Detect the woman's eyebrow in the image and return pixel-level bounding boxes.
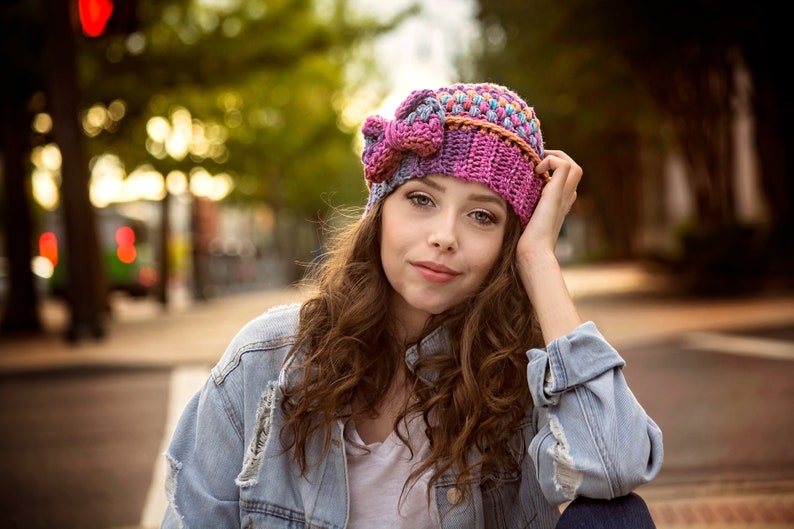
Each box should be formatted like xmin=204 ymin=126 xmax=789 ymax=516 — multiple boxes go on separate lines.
xmin=469 ymin=193 xmax=507 ymax=211
xmin=418 ymin=177 xmax=445 ymax=192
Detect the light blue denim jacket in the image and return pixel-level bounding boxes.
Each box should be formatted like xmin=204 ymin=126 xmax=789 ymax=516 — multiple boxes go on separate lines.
xmin=162 ymin=302 xmax=663 ymax=529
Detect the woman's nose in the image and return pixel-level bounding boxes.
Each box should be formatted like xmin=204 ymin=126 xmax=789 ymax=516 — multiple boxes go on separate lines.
xmin=428 ymin=217 xmax=458 ymax=252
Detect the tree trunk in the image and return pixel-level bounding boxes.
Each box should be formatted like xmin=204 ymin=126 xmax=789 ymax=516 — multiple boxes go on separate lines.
xmin=42 ymin=0 xmax=109 ymax=342
xmin=741 ymin=10 xmax=794 ymax=279
xmin=747 ymin=55 xmax=793 ymax=234
xmin=0 ymin=101 xmax=41 ymax=334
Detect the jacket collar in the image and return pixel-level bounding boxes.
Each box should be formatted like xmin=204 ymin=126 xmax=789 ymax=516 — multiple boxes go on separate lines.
xmin=404 ymin=323 xmax=450 ymax=385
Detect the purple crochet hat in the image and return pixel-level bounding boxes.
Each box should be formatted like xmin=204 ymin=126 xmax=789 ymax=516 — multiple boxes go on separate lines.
xmin=361 ymin=82 xmax=549 ymax=227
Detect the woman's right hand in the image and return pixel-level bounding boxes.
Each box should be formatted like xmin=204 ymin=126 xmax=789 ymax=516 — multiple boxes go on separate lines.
xmin=515 ymin=149 xmax=583 ymax=343
xmin=517 ymin=149 xmax=582 ymax=261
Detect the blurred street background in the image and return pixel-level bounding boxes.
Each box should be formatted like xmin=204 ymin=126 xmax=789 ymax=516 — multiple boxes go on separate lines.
xmin=2 ymin=0 xmax=794 ymax=528
xmin=1 ymin=264 xmax=794 ymax=529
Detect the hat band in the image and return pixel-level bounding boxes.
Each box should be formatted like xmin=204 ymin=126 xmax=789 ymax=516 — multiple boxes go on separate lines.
xmin=445 ymin=116 xmax=545 ymax=168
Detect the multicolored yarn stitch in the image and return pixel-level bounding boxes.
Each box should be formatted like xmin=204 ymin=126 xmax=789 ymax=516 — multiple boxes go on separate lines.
xmin=361 ymin=83 xmax=549 ymax=227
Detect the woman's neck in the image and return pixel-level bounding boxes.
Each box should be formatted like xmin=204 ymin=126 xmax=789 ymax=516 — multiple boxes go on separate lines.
xmin=354 ymin=369 xmax=413 ymax=445
xmin=390 ymin=294 xmax=431 ymax=345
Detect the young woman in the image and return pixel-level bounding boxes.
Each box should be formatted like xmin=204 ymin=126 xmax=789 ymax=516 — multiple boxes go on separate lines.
xmin=161 ymin=83 xmax=663 ymax=529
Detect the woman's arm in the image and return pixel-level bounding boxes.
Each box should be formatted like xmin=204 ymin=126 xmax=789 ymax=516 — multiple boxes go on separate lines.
xmin=516 ymin=149 xmax=583 ymax=345
xmin=524 ymin=322 xmax=664 ymax=504
xmin=161 ymin=378 xmax=244 ymax=529
xmin=517 ymin=151 xmax=663 ymax=504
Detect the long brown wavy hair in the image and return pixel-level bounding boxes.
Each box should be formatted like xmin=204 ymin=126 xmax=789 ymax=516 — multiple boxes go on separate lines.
xmin=280 ymin=198 xmax=544 ymax=501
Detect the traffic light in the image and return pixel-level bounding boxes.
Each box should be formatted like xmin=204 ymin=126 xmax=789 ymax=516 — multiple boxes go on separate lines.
xmin=76 ymin=0 xmax=138 ymax=38
xmin=39 ymin=232 xmax=59 ymax=267
xmin=115 ymin=225 xmax=137 ymax=264
xmin=78 ymin=0 xmax=114 ymax=37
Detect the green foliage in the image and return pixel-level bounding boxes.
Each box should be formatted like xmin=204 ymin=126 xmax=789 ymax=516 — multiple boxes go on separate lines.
xmin=76 ymin=0 xmax=394 ymax=220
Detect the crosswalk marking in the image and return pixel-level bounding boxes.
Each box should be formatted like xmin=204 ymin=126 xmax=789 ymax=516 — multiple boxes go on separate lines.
xmin=140 ymin=365 xmax=210 ymax=529
xmin=682 ymin=331 xmax=794 ymax=361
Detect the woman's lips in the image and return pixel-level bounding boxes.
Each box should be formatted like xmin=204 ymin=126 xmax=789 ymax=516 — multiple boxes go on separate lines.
xmin=412 ymin=261 xmax=461 ymax=283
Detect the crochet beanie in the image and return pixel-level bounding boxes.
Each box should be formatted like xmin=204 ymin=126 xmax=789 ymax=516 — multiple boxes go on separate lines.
xmin=361 ymin=82 xmax=548 ymax=227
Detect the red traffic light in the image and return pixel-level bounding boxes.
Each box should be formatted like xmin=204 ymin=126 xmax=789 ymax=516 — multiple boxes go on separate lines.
xmin=78 ymin=0 xmax=114 ymax=37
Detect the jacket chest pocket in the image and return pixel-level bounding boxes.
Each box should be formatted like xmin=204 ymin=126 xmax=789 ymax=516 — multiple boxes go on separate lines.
xmin=481 ymin=466 xmax=538 ymax=529
xmin=239 ymin=505 xmax=314 ymax=529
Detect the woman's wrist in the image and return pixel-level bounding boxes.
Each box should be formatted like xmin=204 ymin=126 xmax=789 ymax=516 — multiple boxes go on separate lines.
xmin=516 ymin=247 xmax=559 ymax=291
xmin=517 ymin=250 xmax=582 ymax=344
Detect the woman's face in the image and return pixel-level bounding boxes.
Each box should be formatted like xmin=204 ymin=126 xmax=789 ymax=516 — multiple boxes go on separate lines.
xmin=380 ymin=174 xmax=508 ymax=337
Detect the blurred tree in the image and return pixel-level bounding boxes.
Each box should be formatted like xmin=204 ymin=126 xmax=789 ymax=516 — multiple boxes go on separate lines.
xmin=736 ymin=2 xmax=794 ymax=278
xmin=1 ymin=0 xmax=140 ymax=340
xmin=78 ymin=0 xmax=409 ymax=284
xmin=472 ymin=0 xmax=793 ymax=277
xmin=471 ymin=0 xmax=660 ymax=259
xmin=0 ymin=1 xmax=44 ymax=335
xmin=42 ymin=0 xmax=110 ymax=341
xmin=1 ymin=0 xmax=411 ymax=339
xmin=575 ymin=0 xmax=792 ymax=289
xmin=579 ymin=2 xmax=739 ymax=228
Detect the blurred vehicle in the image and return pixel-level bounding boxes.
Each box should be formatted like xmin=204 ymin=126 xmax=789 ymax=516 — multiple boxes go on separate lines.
xmin=37 ymin=208 xmax=158 ymax=298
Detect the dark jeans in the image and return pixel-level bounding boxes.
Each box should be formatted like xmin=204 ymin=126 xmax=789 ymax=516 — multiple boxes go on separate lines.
xmin=556 ymin=493 xmax=656 ymax=529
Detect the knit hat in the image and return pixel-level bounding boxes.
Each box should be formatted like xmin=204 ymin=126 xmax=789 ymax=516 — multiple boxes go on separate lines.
xmin=361 ymin=82 xmax=549 ymax=227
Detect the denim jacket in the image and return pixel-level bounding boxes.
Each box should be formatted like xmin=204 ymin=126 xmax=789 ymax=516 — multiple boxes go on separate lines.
xmin=162 ymin=302 xmax=663 ymax=529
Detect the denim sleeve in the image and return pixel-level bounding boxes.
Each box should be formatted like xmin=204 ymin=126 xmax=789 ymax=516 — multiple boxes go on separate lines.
xmin=525 ymin=321 xmax=664 ymax=505
xmin=161 ymin=377 xmax=244 ymax=529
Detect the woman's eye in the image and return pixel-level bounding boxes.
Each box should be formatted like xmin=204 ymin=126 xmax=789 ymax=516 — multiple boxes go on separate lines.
xmin=471 ymin=210 xmax=495 ymax=224
xmin=408 ymin=193 xmax=433 ymax=207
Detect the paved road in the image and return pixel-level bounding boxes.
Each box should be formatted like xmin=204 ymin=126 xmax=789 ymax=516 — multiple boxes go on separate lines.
xmin=624 ymin=330 xmax=794 ymax=486
xmin=1 ymin=263 xmax=793 ymax=528
xmin=0 ymin=366 xmax=170 ymax=529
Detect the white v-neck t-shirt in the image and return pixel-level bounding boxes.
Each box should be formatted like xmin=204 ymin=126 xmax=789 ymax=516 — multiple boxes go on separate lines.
xmin=345 ymin=416 xmax=440 ymax=528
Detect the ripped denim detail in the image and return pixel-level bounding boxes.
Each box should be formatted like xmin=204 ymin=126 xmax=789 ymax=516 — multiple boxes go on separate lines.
xmin=236 ymin=382 xmax=277 ymax=488
xmin=547 ymin=413 xmax=583 ymax=499
xmin=164 ymin=453 xmax=185 ymax=528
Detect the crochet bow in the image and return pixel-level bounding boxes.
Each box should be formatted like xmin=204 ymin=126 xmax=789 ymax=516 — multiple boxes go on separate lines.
xmin=361 ymin=89 xmax=446 ymax=185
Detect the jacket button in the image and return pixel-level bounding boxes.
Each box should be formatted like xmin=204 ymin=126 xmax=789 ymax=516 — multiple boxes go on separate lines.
xmin=446 ymin=487 xmax=463 ymax=505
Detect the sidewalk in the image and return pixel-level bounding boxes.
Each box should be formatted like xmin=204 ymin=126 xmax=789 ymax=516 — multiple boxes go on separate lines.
xmin=0 ymin=284 xmax=309 ymax=373
xmin=2 ymin=262 xmax=794 ymax=527
xmin=3 ymin=262 xmax=794 ymax=372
